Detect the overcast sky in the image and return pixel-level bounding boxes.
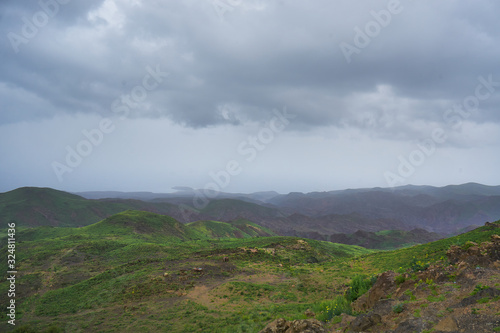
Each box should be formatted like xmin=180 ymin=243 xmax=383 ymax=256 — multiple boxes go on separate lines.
xmin=1 ymin=0 xmax=499 ymax=194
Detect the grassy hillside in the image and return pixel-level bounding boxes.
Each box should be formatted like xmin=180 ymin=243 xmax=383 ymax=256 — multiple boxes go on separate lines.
xmin=0 ymin=212 xmax=498 ymax=332
xmin=357 ymin=220 xmax=500 ymax=274
xmin=83 ymin=210 xmax=209 ymax=243
xmin=0 ymin=187 xmax=146 ymax=228
xmin=0 ymin=188 xmax=285 ymax=231
xmin=0 ymin=211 xmax=371 ymax=332
xmin=329 ymin=228 xmax=442 ymax=250
xmin=187 ymin=219 xmax=277 ymax=239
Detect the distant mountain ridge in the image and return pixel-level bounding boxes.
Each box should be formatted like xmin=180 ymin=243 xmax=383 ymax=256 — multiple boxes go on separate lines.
xmin=2 ymin=183 xmax=500 ymax=237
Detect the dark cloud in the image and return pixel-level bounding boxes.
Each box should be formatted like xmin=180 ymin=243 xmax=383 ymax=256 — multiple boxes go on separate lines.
xmin=1 ymin=0 xmax=499 ymax=136
xmin=0 ymin=0 xmax=499 ymax=193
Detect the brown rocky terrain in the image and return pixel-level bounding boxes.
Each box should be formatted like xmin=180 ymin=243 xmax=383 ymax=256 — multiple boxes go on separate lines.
xmin=260 ymin=318 xmax=329 ymax=333
xmin=333 ymin=234 xmax=500 ymax=332
xmin=260 ymin=233 xmax=500 ymax=333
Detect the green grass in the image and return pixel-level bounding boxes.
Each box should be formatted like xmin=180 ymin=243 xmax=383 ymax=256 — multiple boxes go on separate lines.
xmin=0 ymin=214 xmax=498 ymax=332
xmin=359 ymin=221 xmax=500 ymax=274
xmin=187 ymin=219 xmax=277 ymax=239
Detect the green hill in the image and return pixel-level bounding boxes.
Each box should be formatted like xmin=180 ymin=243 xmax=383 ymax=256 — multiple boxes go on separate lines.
xmin=358 ymin=220 xmax=500 ymax=273
xmin=0 ymin=211 xmax=498 ymax=332
xmin=0 ymin=210 xmax=373 ymax=332
xmin=0 ymin=187 xmax=137 ymax=228
xmin=0 ymin=188 xmax=285 ymax=232
xmin=0 ymin=187 xmax=185 ymax=229
xmin=83 ymin=210 xmax=209 ymax=242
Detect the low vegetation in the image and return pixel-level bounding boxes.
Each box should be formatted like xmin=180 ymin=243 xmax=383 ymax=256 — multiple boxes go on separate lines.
xmin=0 ymin=211 xmax=498 ymax=332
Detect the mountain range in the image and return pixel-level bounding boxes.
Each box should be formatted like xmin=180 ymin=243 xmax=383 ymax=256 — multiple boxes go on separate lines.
xmin=2 ymin=183 xmax=500 ymax=242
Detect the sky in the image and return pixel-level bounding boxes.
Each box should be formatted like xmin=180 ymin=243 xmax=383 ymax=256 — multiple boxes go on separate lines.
xmin=1 ymin=0 xmax=499 ymax=194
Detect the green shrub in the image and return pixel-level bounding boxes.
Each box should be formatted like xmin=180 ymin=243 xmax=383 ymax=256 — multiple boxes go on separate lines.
xmin=314 ymin=296 xmax=352 ymax=321
xmin=471 ymin=284 xmax=489 ymax=296
xmin=395 ymin=274 xmax=406 ymax=284
xmin=345 ymin=274 xmax=376 ymax=303
xmin=404 ymin=289 xmax=417 ymax=301
xmin=427 ymin=295 xmax=445 ymax=302
xmin=409 ymin=257 xmax=430 ymax=272
xmin=392 ymin=303 xmax=405 ymax=314
xmin=462 ymin=241 xmax=477 ymax=251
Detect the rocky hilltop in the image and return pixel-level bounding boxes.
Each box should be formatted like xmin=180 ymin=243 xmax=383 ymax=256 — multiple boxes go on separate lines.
xmin=260 ymin=228 xmax=500 ymax=333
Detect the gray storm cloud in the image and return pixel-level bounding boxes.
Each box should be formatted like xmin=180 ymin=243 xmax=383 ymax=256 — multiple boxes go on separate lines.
xmin=0 ymin=0 xmax=499 ymax=193
xmin=1 ymin=0 xmax=499 ymax=134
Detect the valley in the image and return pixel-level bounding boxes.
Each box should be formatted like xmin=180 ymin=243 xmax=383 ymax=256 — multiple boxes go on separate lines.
xmin=0 ymin=184 xmax=499 ymax=332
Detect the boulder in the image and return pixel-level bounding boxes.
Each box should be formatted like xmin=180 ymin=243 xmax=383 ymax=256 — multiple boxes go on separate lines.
xmin=304 ymin=309 xmax=316 ymax=318
xmin=259 ymin=318 xmax=289 ymax=333
xmin=340 ymin=314 xmax=356 ymax=328
xmin=259 ymin=318 xmax=327 ymax=333
xmin=393 ymin=318 xmax=428 ymax=333
xmin=370 ymin=299 xmax=394 ymax=316
xmin=484 ymin=222 xmax=500 ymax=229
xmin=352 ymin=271 xmax=396 ymax=313
xmin=434 ymin=316 xmax=459 ymax=332
xmin=288 ymin=319 xmax=328 ymax=333
xmin=349 ymin=313 xmax=381 ymax=332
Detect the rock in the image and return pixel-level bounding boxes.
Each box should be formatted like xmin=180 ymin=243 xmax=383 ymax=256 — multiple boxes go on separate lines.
xmin=393 ymin=318 xmax=427 ymax=333
xmin=485 ymin=222 xmax=500 ymax=229
xmin=467 ymin=246 xmax=481 ymax=256
xmin=371 ymin=299 xmax=394 ymax=316
xmin=447 ymin=235 xmax=500 ymax=267
xmin=259 ymin=318 xmax=327 ymax=333
xmin=349 ymin=313 xmax=381 ymax=332
xmin=454 ymin=287 xmax=500 ymax=307
xmin=434 ymin=316 xmax=458 ymax=332
xmin=289 ymin=319 xmax=328 ymax=333
xmin=340 ymin=314 xmax=356 ymax=327
xmin=304 ymin=309 xmax=315 ymax=318
xmin=352 ymin=271 xmax=396 ymax=313
xmin=260 ymin=318 xmax=289 ymax=333
xmin=447 ymin=245 xmax=466 ymax=264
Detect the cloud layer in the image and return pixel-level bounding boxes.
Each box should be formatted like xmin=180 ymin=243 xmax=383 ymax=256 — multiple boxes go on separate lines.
xmin=1 ymin=0 xmax=499 ymax=192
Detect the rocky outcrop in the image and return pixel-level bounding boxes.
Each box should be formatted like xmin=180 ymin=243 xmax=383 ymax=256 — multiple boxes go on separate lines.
xmin=349 ymin=313 xmax=381 ymax=331
xmin=259 ymin=318 xmax=328 ymax=333
xmin=351 ymin=271 xmax=396 ymax=313
xmin=333 ymin=233 xmax=500 ymax=333
xmin=446 ymin=234 xmax=500 ymax=267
